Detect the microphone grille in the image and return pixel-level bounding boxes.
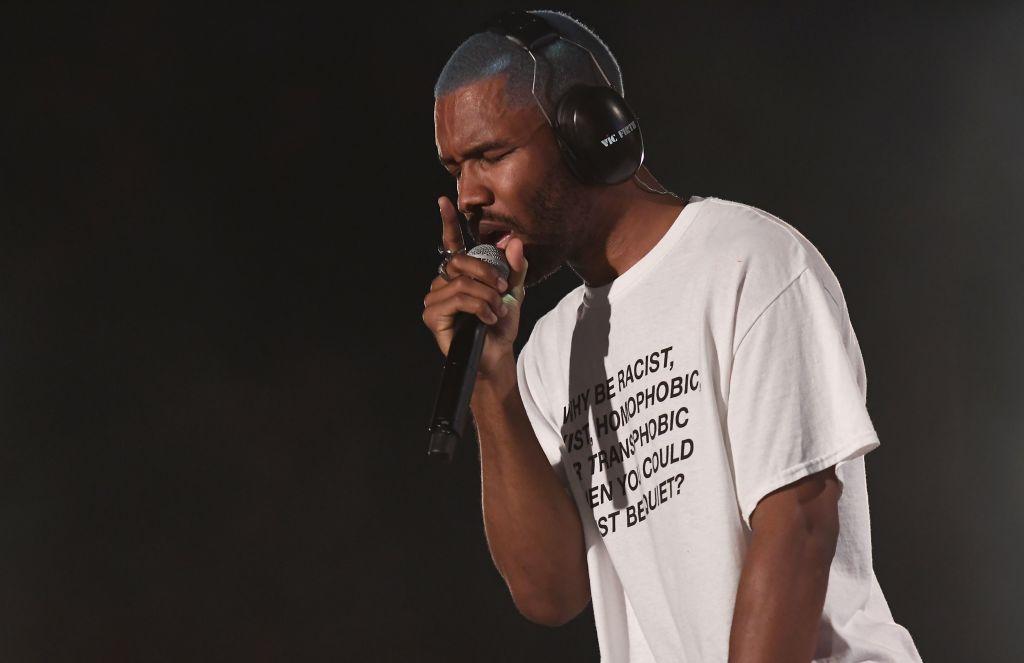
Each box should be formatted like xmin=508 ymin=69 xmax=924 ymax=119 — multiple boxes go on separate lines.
xmin=467 ymin=244 xmax=510 ymax=282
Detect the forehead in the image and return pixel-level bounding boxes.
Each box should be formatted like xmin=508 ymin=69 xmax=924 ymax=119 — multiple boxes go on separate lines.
xmin=434 ymin=75 xmax=543 ymax=158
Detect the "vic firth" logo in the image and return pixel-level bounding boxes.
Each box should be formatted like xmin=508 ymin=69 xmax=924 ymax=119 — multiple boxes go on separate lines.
xmin=600 ymin=120 xmax=638 ymax=147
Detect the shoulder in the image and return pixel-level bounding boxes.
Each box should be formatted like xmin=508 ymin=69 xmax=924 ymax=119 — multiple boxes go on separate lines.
xmin=697 ymin=196 xmax=819 ymax=270
xmin=696 ymin=196 xmax=850 ymax=339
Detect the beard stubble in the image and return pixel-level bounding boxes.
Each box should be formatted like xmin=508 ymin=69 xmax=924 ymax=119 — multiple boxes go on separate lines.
xmin=518 ymin=160 xmax=595 ymax=287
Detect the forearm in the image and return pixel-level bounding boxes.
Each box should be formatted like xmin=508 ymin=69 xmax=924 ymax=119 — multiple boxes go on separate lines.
xmin=727 ymin=521 xmax=835 ymax=662
xmin=471 ymin=352 xmax=590 ymax=626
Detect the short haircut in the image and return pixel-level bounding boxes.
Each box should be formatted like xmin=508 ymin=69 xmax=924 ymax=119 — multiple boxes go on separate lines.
xmin=433 ymin=9 xmax=625 ymax=117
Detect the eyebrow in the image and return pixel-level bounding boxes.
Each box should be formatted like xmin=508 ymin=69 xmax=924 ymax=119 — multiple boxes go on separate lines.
xmin=438 ymin=140 xmax=510 ymax=168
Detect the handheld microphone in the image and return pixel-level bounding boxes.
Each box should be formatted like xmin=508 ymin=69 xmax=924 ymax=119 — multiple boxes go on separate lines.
xmin=427 ymin=244 xmax=511 ymax=463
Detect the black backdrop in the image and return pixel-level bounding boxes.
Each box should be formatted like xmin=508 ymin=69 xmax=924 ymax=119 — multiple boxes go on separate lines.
xmin=4 ymin=2 xmax=1021 ymax=661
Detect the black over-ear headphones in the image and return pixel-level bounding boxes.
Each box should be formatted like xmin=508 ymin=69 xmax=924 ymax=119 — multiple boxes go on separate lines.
xmin=481 ymin=10 xmax=648 ymax=187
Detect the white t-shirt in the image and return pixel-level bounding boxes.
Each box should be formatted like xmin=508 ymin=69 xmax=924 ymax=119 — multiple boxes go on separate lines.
xmin=515 ymin=196 xmax=922 ymax=662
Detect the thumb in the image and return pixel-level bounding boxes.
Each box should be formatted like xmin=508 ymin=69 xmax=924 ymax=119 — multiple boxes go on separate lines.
xmin=502 ymin=236 xmax=529 ymax=306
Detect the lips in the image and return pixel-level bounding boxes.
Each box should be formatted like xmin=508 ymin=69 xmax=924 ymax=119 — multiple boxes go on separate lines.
xmin=477 ymin=220 xmax=514 ymax=247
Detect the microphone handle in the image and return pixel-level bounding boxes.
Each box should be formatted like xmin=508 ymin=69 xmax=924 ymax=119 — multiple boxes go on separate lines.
xmin=427 ymin=312 xmax=489 ymax=462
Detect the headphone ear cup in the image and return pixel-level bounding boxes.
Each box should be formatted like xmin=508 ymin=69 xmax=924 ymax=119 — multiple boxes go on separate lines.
xmin=553 ymin=132 xmax=590 ymax=184
xmin=554 ymin=84 xmax=645 ymax=185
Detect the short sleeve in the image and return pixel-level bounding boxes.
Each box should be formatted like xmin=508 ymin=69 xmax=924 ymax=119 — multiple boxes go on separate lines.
xmin=726 ymin=267 xmax=880 ymax=529
xmin=516 ymin=335 xmax=572 ymax=493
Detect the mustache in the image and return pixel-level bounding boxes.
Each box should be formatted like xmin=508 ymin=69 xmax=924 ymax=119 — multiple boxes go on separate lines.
xmin=472 ymin=212 xmax=518 ymax=228
xmin=482 ymin=212 xmax=517 ymax=227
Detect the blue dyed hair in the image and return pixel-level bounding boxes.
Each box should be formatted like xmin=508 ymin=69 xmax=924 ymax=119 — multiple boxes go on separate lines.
xmin=433 ymin=10 xmax=625 ymax=116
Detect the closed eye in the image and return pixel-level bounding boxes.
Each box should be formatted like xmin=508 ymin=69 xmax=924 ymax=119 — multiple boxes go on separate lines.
xmin=484 ymin=149 xmax=514 ymax=164
xmin=447 ymin=149 xmax=515 ymax=179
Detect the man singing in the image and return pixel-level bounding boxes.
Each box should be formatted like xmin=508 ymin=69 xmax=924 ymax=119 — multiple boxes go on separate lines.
xmin=422 ymin=9 xmax=922 ymax=662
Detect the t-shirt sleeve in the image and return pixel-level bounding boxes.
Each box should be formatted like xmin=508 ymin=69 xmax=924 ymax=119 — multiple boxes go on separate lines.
xmin=726 ymin=267 xmax=880 ymax=529
xmin=516 ymin=335 xmax=573 ymax=493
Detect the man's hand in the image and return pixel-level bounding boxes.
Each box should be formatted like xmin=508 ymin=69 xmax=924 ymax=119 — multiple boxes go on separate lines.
xmin=422 ymin=196 xmax=528 ymax=380
xmin=421 ymin=198 xmax=587 ymax=626
xmin=728 ymin=466 xmax=842 ymax=663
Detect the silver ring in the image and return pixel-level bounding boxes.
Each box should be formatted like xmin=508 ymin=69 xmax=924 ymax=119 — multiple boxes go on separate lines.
xmin=437 ymin=243 xmax=468 ymax=254
xmin=436 ymin=246 xmax=465 ymax=282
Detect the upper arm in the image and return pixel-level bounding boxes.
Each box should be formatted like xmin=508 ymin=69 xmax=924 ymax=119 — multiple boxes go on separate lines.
xmin=749 ymin=466 xmax=842 ymax=543
xmin=726 ymin=267 xmax=880 ymax=530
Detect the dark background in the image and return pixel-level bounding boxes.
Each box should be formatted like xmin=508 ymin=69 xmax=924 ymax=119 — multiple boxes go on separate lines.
xmin=3 ymin=2 xmax=1020 ymax=661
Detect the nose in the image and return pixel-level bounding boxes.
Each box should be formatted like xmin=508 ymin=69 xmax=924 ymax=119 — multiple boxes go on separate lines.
xmin=456 ymin=162 xmax=493 ymax=221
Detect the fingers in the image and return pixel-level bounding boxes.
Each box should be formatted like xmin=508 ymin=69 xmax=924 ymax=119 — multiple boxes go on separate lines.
xmin=438 ymin=196 xmax=465 ymax=253
xmin=424 ymin=274 xmax=508 ymax=324
xmin=452 ymin=252 xmax=508 ymax=291
xmin=502 ymin=236 xmax=529 ymax=304
xmin=430 ymin=251 xmax=508 ymax=293
xmin=422 ymin=292 xmax=500 ymax=326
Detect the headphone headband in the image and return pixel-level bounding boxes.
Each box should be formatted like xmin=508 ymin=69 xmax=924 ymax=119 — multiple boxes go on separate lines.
xmin=479 ymin=10 xmax=643 ymax=186
xmin=482 ymin=11 xmax=559 ymax=52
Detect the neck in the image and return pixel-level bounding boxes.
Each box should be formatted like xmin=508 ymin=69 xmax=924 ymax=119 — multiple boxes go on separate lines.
xmin=568 ymin=169 xmax=686 ymax=288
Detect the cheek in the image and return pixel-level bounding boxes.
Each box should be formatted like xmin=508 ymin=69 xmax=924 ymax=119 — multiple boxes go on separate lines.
xmin=488 ymin=159 xmax=543 ymax=222
xmin=496 ymin=156 xmax=542 ymax=194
